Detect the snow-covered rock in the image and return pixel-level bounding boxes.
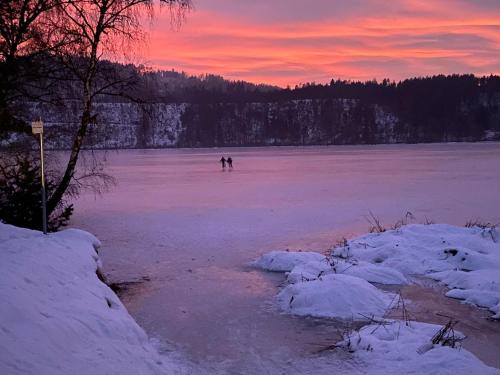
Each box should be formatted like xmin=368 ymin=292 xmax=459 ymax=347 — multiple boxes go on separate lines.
xmin=0 ymin=223 xmax=188 ymax=375
xmin=332 ymin=224 xmax=500 ymax=274
xmin=256 ymin=224 xmax=500 ymax=323
xmin=332 ymin=224 xmax=500 ymax=318
xmin=286 ymin=260 xmax=332 ymax=283
xmin=337 ymin=261 xmax=409 ymax=285
xmin=286 ymin=260 xmax=408 ymax=285
xmin=277 ymin=274 xmax=394 ymax=319
xmin=252 ymin=250 xmax=326 ymax=272
xmin=338 ymin=320 xmax=500 ymax=375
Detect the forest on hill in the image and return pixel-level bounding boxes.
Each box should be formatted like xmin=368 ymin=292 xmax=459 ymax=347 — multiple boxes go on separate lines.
xmin=4 ymin=62 xmax=500 ymax=148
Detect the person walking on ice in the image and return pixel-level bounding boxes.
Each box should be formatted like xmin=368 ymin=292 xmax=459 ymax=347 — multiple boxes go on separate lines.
xmin=220 ymin=156 xmax=226 ymax=169
xmin=227 ymin=157 xmax=233 ymax=168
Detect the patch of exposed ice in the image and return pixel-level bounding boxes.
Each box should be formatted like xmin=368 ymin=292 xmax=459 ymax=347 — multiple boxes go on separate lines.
xmin=429 ymin=269 xmax=500 ymax=319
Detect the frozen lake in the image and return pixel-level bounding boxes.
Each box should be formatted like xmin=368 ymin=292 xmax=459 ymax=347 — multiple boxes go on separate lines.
xmin=71 ymin=143 xmax=500 ymax=373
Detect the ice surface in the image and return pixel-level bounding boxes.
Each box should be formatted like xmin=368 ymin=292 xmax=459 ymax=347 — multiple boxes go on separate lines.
xmin=430 ymin=269 xmax=500 ymax=318
xmin=68 ymin=143 xmax=500 ymax=373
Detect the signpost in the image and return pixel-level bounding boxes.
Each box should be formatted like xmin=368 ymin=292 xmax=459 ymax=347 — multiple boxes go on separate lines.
xmin=31 ymin=118 xmax=47 ymax=234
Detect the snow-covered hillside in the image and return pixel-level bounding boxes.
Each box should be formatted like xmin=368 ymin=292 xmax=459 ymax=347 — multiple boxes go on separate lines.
xmin=17 ymin=99 xmax=407 ymax=149
xmin=4 ymin=97 xmax=495 ymax=149
xmin=25 ymin=102 xmax=187 ymax=149
xmin=0 ymin=224 xmax=190 ymax=375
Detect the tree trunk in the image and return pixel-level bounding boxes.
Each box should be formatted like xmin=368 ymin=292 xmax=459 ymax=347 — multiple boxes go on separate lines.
xmin=46 ymin=93 xmax=92 ymax=214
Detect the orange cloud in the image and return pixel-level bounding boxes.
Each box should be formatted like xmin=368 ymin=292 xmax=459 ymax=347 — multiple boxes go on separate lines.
xmin=142 ymin=1 xmax=500 ymax=86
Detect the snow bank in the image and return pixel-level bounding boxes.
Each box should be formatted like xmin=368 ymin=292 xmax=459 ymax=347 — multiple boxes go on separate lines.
xmin=332 ymin=224 xmax=500 ymax=274
xmin=256 ymin=226 xmax=500 ymax=320
xmin=286 ymin=260 xmax=408 ymax=285
xmin=253 ymin=225 xmax=500 ymax=372
xmin=0 ymin=223 xmax=187 ymax=375
xmin=338 ymin=320 xmax=500 ymax=375
xmin=337 ymin=261 xmax=409 ymax=285
xmin=252 ymin=250 xmax=326 ymax=272
xmin=278 ymin=274 xmax=394 ymax=319
xmin=286 ymin=260 xmax=332 ymax=283
xmin=332 ymin=224 xmax=500 ymax=318
xmin=254 ymin=250 xmax=405 ymax=320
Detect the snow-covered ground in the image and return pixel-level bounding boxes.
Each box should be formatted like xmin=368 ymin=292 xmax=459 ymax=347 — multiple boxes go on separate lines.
xmin=0 ymin=223 xmax=192 ymax=375
xmin=254 ymin=224 xmax=500 ymax=374
xmin=336 ymin=320 xmax=499 ymax=375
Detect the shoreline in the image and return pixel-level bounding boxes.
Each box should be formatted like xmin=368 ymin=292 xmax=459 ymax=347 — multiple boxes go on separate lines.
xmin=2 ymin=221 xmax=500 ymax=374
xmin=2 ymin=139 xmax=500 ymax=153
xmin=0 ymin=223 xmax=195 ymax=375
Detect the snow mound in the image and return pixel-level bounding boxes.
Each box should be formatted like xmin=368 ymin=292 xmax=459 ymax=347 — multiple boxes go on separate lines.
xmin=0 ymin=223 xmax=188 ymax=375
xmin=277 ymin=274 xmax=394 ymax=319
xmin=332 ymin=224 xmax=500 ymax=318
xmin=286 ymin=260 xmax=332 ymax=283
xmin=339 ymin=320 xmax=500 ymax=375
xmin=332 ymin=224 xmax=500 ymax=274
xmin=286 ymin=260 xmax=408 ymax=285
xmin=253 ymin=250 xmax=326 ymax=272
xmin=333 ymin=260 xmax=408 ymax=285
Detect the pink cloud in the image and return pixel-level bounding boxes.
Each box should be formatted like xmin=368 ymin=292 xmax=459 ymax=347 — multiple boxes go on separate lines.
xmin=142 ymin=1 xmax=500 ymax=86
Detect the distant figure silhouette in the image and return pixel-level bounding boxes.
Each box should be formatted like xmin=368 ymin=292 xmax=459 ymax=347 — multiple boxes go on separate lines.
xmin=220 ymin=157 xmax=226 ymax=169
xmin=227 ymin=157 xmax=233 ymax=168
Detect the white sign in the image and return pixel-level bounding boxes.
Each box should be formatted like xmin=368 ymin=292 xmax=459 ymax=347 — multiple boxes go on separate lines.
xmin=31 ymin=119 xmax=44 ymax=134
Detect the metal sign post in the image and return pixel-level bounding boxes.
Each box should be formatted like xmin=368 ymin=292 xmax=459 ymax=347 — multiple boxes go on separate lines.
xmin=31 ymin=118 xmax=47 ymax=234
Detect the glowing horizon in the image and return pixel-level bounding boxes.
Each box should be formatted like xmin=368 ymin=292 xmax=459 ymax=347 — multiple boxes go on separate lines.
xmin=143 ymin=0 xmax=500 ymax=87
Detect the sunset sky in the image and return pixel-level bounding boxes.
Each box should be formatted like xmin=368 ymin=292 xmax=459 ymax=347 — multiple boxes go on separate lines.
xmin=146 ymin=0 xmax=500 ymax=87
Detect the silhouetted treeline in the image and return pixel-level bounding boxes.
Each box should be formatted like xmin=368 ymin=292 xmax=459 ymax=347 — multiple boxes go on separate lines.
xmin=9 ymin=60 xmax=500 ymax=146
xmin=129 ymin=69 xmax=500 ymax=144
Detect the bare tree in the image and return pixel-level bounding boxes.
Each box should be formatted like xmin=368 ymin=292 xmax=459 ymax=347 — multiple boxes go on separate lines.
xmin=46 ymin=0 xmax=192 ymax=215
xmin=0 ymin=0 xmax=63 ymax=131
xmin=1 ymin=0 xmax=192 ymax=227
